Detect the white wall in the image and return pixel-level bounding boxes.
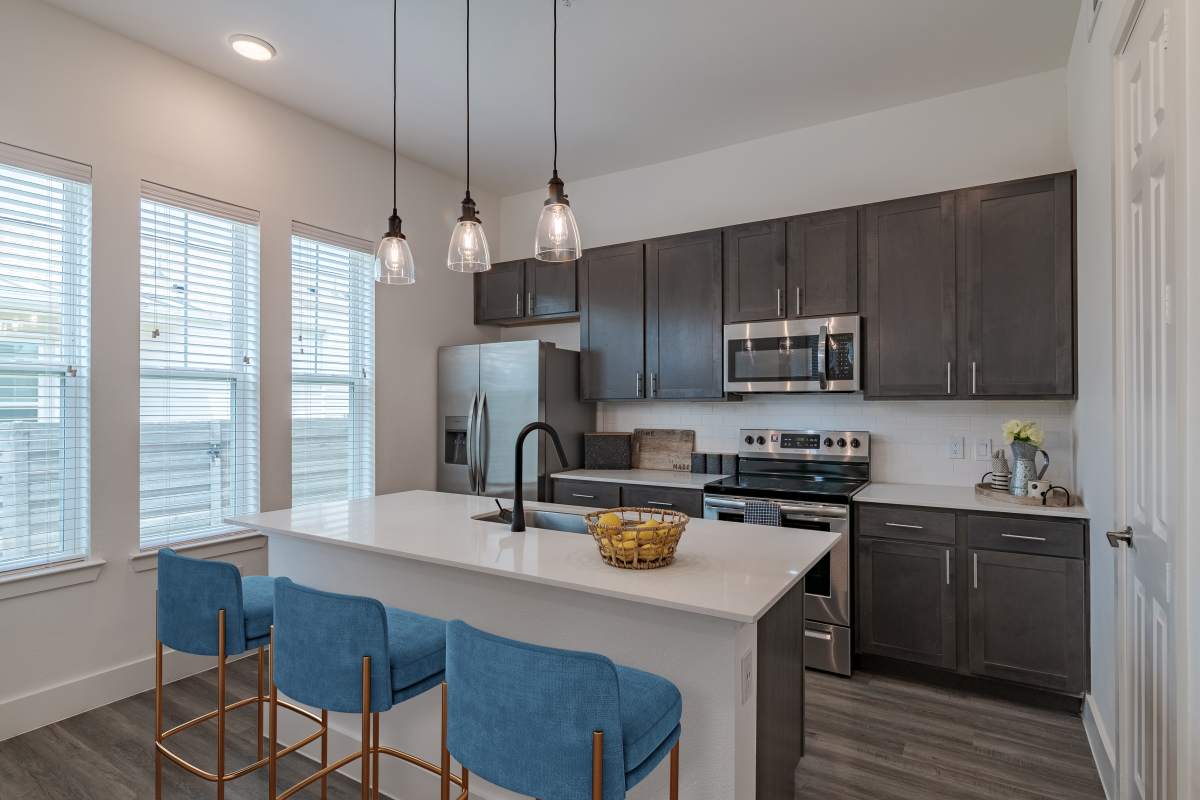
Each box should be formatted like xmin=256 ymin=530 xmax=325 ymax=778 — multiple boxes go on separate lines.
xmin=0 ymin=0 xmax=496 ymax=739
xmin=498 ymin=68 xmax=1076 ymax=490
xmin=1065 ymin=2 xmax=1120 ymax=793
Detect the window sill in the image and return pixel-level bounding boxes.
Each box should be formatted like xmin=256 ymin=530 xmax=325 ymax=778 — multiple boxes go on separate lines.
xmin=130 ymin=531 xmax=267 ymax=573
xmin=0 ymin=558 xmax=107 ymax=601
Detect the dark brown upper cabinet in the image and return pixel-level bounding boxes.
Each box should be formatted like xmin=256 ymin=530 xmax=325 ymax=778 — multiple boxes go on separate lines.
xmin=646 ymin=231 xmax=723 ymax=400
xmin=958 ymin=174 xmax=1074 ymax=398
xmin=526 ymin=258 xmax=578 ymax=318
xmin=579 ymin=243 xmax=646 ymax=401
xmin=862 ymin=192 xmax=958 ymax=398
xmin=474 ymin=258 xmax=577 ymax=325
xmin=723 ymin=220 xmax=787 ymax=322
xmin=786 ymin=208 xmax=858 ymax=318
xmin=474 ymin=260 xmax=526 ymax=323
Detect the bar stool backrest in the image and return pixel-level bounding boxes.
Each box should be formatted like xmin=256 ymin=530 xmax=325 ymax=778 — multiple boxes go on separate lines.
xmin=273 ymin=577 xmax=394 ymax=713
xmin=445 ymin=620 xmax=626 ymax=800
xmin=156 ymin=548 xmax=249 ymax=657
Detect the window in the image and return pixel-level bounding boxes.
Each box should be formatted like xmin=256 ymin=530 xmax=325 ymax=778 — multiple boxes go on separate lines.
xmin=291 ymin=223 xmax=374 ymax=505
xmin=0 ymin=142 xmax=90 ymax=572
xmin=139 ymin=183 xmax=259 ymax=548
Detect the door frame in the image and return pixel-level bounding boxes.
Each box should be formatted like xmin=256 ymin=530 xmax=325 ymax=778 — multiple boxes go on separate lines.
xmin=1109 ymin=0 xmax=1195 ymax=796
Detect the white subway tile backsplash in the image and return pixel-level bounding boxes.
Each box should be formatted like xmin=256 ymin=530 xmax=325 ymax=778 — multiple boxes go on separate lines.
xmin=596 ymin=396 xmax=1075 ymax=489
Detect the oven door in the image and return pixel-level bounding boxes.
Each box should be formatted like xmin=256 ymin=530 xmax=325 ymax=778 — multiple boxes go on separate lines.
xmin=703 ymin=495 xmax=850 ymax=628
xmin=723 ymin=315 xmax=860 ymax=393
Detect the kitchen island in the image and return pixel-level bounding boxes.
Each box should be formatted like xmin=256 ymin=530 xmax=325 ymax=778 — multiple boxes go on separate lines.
xmin=229 ymin=490 xmax=838 ymax=800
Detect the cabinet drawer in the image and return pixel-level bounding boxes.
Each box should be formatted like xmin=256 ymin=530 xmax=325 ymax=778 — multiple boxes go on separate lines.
xmin=967 ymin=514 xmax=1085 ymax=559
xmin=620 ymin=484 xmax=704 ymax=517
xmin=553 ymin=479 xmax=621 ymax=508
xmin=856 ymin=505 xmax=956 ymax=545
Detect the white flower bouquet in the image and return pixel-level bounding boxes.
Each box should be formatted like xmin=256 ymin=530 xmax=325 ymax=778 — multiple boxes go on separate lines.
xmin=1001 ymin=419 xmax=1045 ymax=448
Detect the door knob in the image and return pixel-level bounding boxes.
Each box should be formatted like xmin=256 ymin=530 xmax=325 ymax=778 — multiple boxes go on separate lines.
xmin=1106 ymin=526 xmax=1133 ymax=548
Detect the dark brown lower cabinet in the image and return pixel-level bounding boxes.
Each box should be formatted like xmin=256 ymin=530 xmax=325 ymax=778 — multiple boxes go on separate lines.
xmin=551 ymin=479 xmax=703 ymax=517
xmin=857 ymin=537 xmax=956 ymax=669
xmin=968 ymin=549 xmax=1087 ymax=694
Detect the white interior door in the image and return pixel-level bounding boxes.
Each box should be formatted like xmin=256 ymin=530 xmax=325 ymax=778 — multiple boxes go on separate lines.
xmin=1113 ymin=0 xmax=1183 ymax=797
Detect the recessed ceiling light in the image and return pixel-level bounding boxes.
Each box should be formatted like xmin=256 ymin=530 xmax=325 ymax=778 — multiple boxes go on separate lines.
xmin=228 ymin=34 xmax=276 ymax=62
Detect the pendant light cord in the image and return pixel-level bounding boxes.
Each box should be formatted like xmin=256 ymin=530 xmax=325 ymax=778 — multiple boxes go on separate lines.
xmin=392 ymin=0 xmax=398 ymax=212
xmin=552 ymin=0 xmax=558 ymax=176
xmin=466 ymin=0 xmax=471 ymax=195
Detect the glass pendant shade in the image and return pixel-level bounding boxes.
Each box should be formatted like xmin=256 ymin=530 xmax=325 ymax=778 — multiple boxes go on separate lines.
xmin=376 ymin=212 xmax=415 ymax=285
xmin=447 ymin=218 xmax=491 ymax=273
xmin=534 ymin=199 xmax=581 ymax=262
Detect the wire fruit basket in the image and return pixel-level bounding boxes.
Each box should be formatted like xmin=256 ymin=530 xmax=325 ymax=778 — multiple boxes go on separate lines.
xmin=583 ymin=507 xmax=688 ymax=570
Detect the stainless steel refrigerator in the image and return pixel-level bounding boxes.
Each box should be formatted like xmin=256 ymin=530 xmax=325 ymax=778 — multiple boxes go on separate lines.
xmin=437 ymin=340 xmax=592 ymax=500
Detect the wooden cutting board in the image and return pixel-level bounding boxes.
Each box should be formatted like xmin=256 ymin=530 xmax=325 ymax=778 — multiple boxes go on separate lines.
xmin=632 ymin=428 xmax=695 ymax=472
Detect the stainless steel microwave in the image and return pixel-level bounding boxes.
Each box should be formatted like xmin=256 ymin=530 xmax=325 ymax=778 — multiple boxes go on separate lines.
xmin=723 ymin=315 xmax=861 ymax=393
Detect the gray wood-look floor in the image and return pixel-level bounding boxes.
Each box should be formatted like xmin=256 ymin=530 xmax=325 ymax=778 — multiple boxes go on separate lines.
xmin=0 ymin=658 xmax=1103 ymax=799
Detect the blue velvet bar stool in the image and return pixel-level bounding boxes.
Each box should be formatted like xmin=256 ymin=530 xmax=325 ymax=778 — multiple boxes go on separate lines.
xmin=268 ymin=578 xmax=465 ymax=800
xmin=154 ymin=549 xmax=327 ymax=800
xmin=444 ymin=620 xmax=682 ymax=800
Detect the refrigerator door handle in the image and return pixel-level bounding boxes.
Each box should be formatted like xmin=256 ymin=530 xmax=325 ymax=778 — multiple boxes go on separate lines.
xmin=466 ymin=391 xmax=479 ymax=493
xmin=477 ymin=392 xmax=489 ymax=493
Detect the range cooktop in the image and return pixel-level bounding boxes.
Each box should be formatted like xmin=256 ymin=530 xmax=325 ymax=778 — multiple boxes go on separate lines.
xmin=703 ymin=428 xmax=872 ymax=504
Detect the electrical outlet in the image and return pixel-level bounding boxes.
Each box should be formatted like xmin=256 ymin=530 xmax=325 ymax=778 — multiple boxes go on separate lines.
xmin=741 ymin=650 xmax=754 ymax=704
xmin=974 ymin=438 xmax=993 ymax=461
xmin=946 ymin=436 xmax=964 ymax=460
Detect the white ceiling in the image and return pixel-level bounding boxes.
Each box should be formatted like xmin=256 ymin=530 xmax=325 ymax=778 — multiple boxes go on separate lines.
xmin=43 ymin=0 xmax=1079 ymax=196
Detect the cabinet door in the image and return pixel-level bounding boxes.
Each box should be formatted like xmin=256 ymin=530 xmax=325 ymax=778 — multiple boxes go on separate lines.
xmin=786 ymin=208 xmax=858 ymax=318
xmin=526 ymin=259 xmax=578 ymax=318
xmin=475 ymin=260 xmax=526 ymax=322
xmin=959 ymin=174 xmax=1074 ymax=397
xmin=862 ymin=193 xmax=957 ymax=398
xmin=723 ymin=220 xmax=787 ymax=322
xmin=968 ymin=549 xmax=1087 ymax=693
xmin=646 ymin=231 xmax=723 ymax=400
xmin=579 ymin=243 xmax=646 ymax=400
xmin=857 ymin=537 xmax=956 ymax=669
xmin=619 ymin=484 xmax=704 ymax=517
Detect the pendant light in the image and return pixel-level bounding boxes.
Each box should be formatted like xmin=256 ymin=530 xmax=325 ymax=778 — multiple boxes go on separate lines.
xmin=376 ymin=0 xmax=415 ymax=285
xmin=533 ymin=0 xmax=581 ymax=262
xmin=446 ymin=0 xmax=492 ymax=273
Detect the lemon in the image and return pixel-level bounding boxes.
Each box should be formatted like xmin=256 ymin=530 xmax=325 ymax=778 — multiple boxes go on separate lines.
xmin=636 ymin=519 xmax=664 ymax=543
xmin=597 ymin=512 xmax=622 ymax=529
xmin=638 ymin=544 xmax=663 ymax=560
xmin=616 ymin=538 xmax=638 ymax=551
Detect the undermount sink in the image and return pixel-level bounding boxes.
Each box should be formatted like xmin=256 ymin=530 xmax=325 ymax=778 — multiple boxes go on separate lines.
xmin=472 ymin=508 xmax=590 ymax=535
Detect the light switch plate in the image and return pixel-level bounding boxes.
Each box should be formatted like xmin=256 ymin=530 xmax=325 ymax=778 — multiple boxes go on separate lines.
xmin=946 ymin=436 xmax=964 ymax=460
xmin=974 ymin=438 xmax=993 ymax=461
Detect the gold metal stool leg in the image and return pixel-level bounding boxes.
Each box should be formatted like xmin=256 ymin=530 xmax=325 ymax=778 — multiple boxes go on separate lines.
xmin=592 ymin=730 xmax=603 ymax=800
xmin=440 ymin=682 xmax=451 ymax=800
xmin=155 ymin=639 xmax=163 ymax=800
xmin=669 ymin=739 xmax=680 ymax=800
xmin=321 ymin=709 xmax=329 ymax=800
xmin=361 ymin=656 xmax=371 ymax=800
xmin=372 ymin=712 xmax=381 ymax=800
xmin=269 ymin=626 xmax=278 ymax=800
xmin=216 ymin=609 xmax=226 ymax=800
xmin=257 ymin=645 xmax=265 ymax=760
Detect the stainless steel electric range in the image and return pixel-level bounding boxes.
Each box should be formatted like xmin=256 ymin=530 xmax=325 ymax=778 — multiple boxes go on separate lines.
xmin=703 ymin=429 xmax=870 ymax=676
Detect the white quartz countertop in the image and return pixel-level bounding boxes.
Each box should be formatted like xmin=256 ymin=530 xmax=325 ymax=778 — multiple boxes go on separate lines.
xmin=227 ymin=490 xmax=836 ymax=623
xmin=552 ymin=468 xmax=727 ymax=489
xmin=854 ymin=482 xmax=1090 ymax=520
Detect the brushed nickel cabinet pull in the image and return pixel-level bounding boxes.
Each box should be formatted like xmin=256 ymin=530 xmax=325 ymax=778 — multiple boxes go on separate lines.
xmin=527 ymin=292 xmax=533 ymax=315
xmin=973 ymin=552 xmax=979 ymax=589
xmin=885 ymin=522 xmax=924 ymax=530
xmin=945 ymin=549 xmax=951 ymax=585
xmin=635 ymin=372 xmax=642 ymax=397
xmin=1001 ymin=533 xmax=1047 ymax=542
xmin=946 ymin=361 xmax=952 ymax=394
xmin=972 ymin=361 xmax=978 ymax=394
xmin=776 ymin=287 xmax=783 ymax=317
xmin=516 ymin=292 xmax=522 ymax=317
xmin=795 ymin=287 xmax=801 ymax=316
xmin=572 ymin=493 xmax=596 ymax=500
xmin=647 ymin=501 xmax=674 ymax=507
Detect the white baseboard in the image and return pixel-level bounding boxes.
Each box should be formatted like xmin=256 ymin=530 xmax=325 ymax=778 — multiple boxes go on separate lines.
xmin=0 ymin=647 xmax=246 ymax=742
xmin=1083 ymin=692 xmax=1118 ymax=800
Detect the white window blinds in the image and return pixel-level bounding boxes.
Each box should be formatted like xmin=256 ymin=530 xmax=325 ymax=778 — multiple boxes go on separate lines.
xmin=139 ymin=183 xmax=259 ymax=548
xmin=0 ymin=144 xmax=90 ymax=572
xmin=291 ymin=223 xmax=374 ymax=505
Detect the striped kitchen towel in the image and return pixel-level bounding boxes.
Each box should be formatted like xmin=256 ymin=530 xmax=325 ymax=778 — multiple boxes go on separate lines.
xmin=744 ymin=499 xmax=781 ymax=526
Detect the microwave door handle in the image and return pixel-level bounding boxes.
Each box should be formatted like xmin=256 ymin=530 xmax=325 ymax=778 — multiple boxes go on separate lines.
xmin=817 ymin=324 xmax=829 ymax=390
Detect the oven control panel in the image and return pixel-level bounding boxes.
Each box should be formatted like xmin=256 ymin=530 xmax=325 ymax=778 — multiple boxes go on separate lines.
xmin=738 ymin=429 xmax=870 ymax=460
